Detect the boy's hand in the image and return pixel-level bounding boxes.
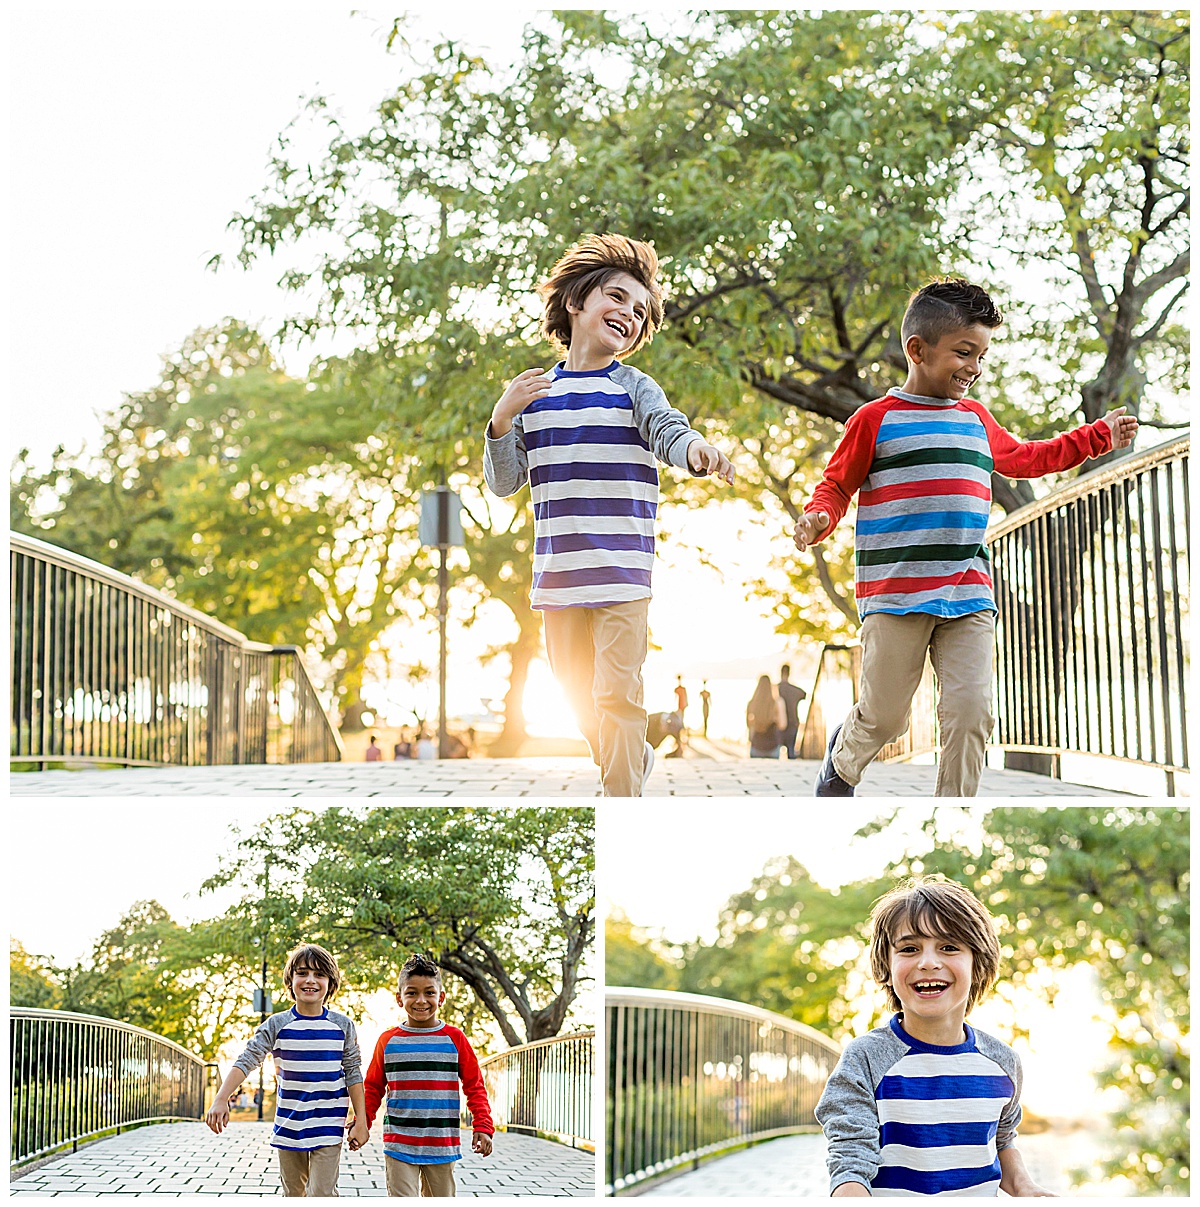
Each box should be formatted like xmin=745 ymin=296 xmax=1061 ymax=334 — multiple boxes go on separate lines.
xmin=687 ymin=440 xmax=735 ymax=484
xmin=1101 ymin=405 xmax=1138 ymax=449
xmin=831 ymin=1181 xmax=871 ymax=1196
xmin=346 ymin=1118 xmax=370 ymax=1150
xmin=490 ymin=368 xmax=553 ymax=436
xmin=472 ymin=1131 xmax=493 ymax=1157
xmin=204 ymin=1098 xmax=231 ymax=1135
xmin=793 ymin=511 xmax=831 ymax=553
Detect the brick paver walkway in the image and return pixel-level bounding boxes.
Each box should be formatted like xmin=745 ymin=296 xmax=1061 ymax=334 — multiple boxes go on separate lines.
xmin=638 ymin=1128 xmax=1075 ymax=1196
xmin=10 ymin=1123 xmax=594 ymax=1197
xmin=10 ymin=757 xmax=1127 ymax=797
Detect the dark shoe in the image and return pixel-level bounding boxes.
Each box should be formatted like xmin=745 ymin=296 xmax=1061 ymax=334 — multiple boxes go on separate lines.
xmin=813 ymin=724 xmax=855 ymax=797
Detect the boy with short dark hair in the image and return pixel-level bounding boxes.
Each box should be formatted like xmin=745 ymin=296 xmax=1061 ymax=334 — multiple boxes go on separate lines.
xmin=206 ymin=942 xmax=367 ymax=1197
xmin=484 ymin=233 xmax=735 ymax=796
xmin=358 ymin=954 xmax=494 ymax=1197
xmin=816 ymin=876 xmax=1051 ymax=1197
xmin=794 ymin=278 xmax=1138 ymax=796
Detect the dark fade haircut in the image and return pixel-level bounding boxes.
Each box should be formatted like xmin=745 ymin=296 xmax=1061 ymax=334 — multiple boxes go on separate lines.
xmin=397 ymin=953 xmax=444 ymax=991
xmin=282 ymin=943 xmax=341 ymax=1002
xmin=901 ymin=278 xmax=1003 ymax=348
xmin=868 ymin=875 xmax=1002 ymax=1014
xmin=538 ymin=233 xmax=665 ymax=357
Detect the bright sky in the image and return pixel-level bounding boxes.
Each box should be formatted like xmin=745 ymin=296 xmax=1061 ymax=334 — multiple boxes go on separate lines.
xmin=600 ymin=803 xmax=1120 ymax=1119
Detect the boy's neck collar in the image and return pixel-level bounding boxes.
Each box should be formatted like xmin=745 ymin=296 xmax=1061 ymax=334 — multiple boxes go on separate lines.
xmin=399 ymin=1016 xmax=443 ymax=1031
xmin=555 ymin=358 xmax=619 ymax=377
xmin=890 ymin=1012 xmax=973 ymax=1052
xmin=890 ymin=387 xmax=960 ymax=408
xmin=292 ymin=1003 xmax=328 ymax=1019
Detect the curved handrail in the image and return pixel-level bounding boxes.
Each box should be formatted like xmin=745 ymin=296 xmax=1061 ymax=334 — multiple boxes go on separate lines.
xmin=11 ymin=531 xmax=343 ymax=767
xmin=10 ymin=1007 xmax=215 ymax=1169
xmin=985 ymin=435 xmax=1189 ymax=783
xmin=471 ymin=1030 xmax=594 ymax=1151
xmin=606 ymin=987 xmax=841 ymax=1195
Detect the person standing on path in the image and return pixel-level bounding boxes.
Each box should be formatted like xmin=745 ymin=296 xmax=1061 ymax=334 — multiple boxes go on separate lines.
xmin=777 ymin=664 xmax=808 ymax=759
xmin=674 ymin=675 xmax=689 ymax=726
xmin=365 ymin=735 xmax=383 ymax=762
xmin=700 ymin=681 xmax=712 ymax=737
xmin=746 ymin=675 xmax=784 ymax=758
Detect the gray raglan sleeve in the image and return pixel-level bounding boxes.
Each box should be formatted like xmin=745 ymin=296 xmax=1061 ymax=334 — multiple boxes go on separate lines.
xmin=977 ymin=1033 xmax=1023 ymax=1151
xmin=232 ymin=1013 xmax=284 ymax=1077
xmin=333 ymin=1011 xmax=364 ymax=1088
xmin=618 ymin=366 xmax=705 ymax=472
xmin=815 ymin=1038 xmax=884 ymax=1194
xmin=483 ymin=414 xmax=530 ymax=498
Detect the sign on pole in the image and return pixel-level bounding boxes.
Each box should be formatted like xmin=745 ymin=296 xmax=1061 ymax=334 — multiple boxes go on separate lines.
xmin=419 ymin=487 xmax=463 ymax=759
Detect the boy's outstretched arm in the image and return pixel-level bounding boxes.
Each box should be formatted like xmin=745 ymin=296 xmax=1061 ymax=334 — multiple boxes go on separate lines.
xmin=450 ymin=1031 xmax=495 ymax=1158
xmin=970 ymin=401 xmax=1131 ymax=479
xmin=346 ymin=1081 xmax=369 ymax=1150
xmin=998 ymin=1146 xmax=1056 ymax=1197
xmin=484 ymin=369 xmax=548 ymax=497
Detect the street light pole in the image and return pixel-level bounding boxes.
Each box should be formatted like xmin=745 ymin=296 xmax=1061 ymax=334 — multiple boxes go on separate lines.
xmin=257 ymin=859 xmax=270 ymax=1123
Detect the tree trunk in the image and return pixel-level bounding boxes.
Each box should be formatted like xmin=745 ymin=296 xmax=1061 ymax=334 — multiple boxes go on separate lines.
xmin=490 ymin=614 xmax=542 ymax=757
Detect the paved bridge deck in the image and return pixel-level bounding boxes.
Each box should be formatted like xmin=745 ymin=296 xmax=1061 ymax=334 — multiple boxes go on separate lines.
xmin=10 ymin=1122 xmax=594 ymax=1197
xmin=633 ymin=1128 xmax=1083 ymax=1196
xmin=11 ymin=757 xmax=1125 ymax=797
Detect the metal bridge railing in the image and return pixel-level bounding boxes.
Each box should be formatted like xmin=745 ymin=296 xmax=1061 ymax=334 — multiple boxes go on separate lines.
xmin=797 ymin=642 xmax=936 ymax=764
xmin=606 ymin=987 xmax=842 ymax=1195
xmin=986 ymin=437 xmax=1189 ymax=789
xmin=10 ymin=1008 xmax=218 ymax=1170
xmin=467 ymin=1031 xmax=594 ymax=1151
xmin=10 ymin=532 xmax=343 ymax=768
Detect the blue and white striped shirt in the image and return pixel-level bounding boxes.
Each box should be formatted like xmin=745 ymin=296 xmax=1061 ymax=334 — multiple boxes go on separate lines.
xmin=816 ymin=1015 xmax=1023 ymax=1197
xmin=233 ymin=1006 xmax=363 ymax=1151
xmin=484 ymin=360 xmax=703 ymax=610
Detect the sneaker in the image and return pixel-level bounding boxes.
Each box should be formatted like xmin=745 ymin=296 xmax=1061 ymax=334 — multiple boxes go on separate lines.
xmin=643 ymin=740 xmax=655 ymax=784
xmin=813 ymin=724 xmax=855 ymax=797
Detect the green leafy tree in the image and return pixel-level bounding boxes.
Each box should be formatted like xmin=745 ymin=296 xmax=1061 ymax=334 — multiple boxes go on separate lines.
xmin=202 ymin=806 xmax=594 ymax=1047
xmin=10 ymin=940 xmax=61 ymax=1009
xmin=48 ymin=901 xmax=259 ymax=1061
xmin=10 ymin=321 xmax=429 ymax=726
xmin=604 ymin=909 xmax=679 ymax=991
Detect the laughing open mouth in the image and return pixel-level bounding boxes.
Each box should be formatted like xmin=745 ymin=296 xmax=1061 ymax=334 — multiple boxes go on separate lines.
xmin=605 ymin=318 xmax=630 ymax=338
xmin=912 ymin=980 xmax=951 ymax=996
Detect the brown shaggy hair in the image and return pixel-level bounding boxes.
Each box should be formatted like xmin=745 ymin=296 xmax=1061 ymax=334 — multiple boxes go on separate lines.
xmin=868 ymin=876 xmax=1002 ymax=1014
xmin=538 ymin=233 xmax=665 ymax=357
xmin=282 ymin=943 xmax=341 ymax=1002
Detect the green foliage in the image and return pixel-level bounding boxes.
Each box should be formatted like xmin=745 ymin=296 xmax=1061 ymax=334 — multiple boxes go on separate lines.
xmin=604 ymin=909 xmax=679 ymax=991
xmin=201 ymin=806 xmax=594 ymax=1047
xmin=10 ymin=940 xmax=61 ymax=1009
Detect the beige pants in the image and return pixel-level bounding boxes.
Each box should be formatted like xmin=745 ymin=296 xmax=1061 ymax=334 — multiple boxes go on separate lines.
xmin=277 ymin=1143 xmax=341 ymax=1196
xmin=833 ymin=610 xmax=996 ymax=797
xmin=542 ymin=598 xmax=650 ymax=797
xmin=385 ymin=1157 xmax=457 ymax=1197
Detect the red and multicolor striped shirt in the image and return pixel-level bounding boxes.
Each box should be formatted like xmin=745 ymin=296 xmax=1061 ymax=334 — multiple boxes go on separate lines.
xmin=806 ymin=392 xmax=1113 ymax=619
xmin=362 ymin=1022 xmax=493 ymax=1165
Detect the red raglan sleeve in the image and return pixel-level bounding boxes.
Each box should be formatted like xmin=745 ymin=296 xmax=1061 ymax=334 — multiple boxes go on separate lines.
xmin=805 ymin=402 xmax=887 ymax=541
xmin=968 ymin=401 xmax=1113 ymax=478
xmin=451 ymin=1030 xmax=494 ymax=1136
xmin=362 ymin=1030 xmax=393 ymax=1128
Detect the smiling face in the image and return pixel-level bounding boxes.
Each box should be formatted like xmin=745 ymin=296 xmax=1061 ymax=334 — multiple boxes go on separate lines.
xmin=565 ymin=271 xmax=651 ymax=366
xmin=905 ymin=323 xmax=993 ymax=400
xmin=290 ymin=962 xmax=332 ymax=1014
xmin=397 ymin=974 xmax=446 ymax=1028
xmin=888 ymin=928 xmax=975 ymax=1045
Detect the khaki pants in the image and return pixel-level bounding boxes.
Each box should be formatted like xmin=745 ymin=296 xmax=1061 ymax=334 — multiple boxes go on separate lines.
xmin=542 ymin=598 xmax=650 ymax=797
xmin=277 ymin=1143 xmax=342 ymax=1196
xmin=385 ymin=1157 xmax=457 ymax=1197
xmin=833 ymin=610 xmax=996 ymax=797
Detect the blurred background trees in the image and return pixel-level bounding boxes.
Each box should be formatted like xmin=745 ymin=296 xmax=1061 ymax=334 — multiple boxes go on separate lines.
xmin=11 ymin=10 xmax=1189 ymax=733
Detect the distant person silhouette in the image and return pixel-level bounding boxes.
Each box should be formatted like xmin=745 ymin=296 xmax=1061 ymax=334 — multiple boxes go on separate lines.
xmin=365 ymin=735 xmax=383 ymax=762
xmin=674 ymin=675 xmax=689 ymax=726
xmin=746 ymin=675 xmax=784 ymax=759
xmin=393 ymin=728 xmax=413 ymax=760
xmin=700 ymin=681 xmax=712 ymax=737
xmin=777 ymin=664 xmax=808 ymax=759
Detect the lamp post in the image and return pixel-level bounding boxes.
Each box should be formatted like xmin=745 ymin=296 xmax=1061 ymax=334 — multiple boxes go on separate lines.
xmin=419 ymin=484 xmax=464 ymax=758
